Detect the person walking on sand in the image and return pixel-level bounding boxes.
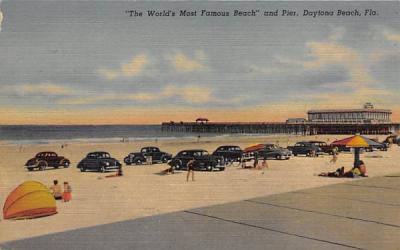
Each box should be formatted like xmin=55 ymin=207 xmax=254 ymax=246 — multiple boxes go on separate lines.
xmin=62 ymin=181 xmax=72 ymax=202
xmin=260 ymin=159 xmax=268 ymax=169
xmin=49 ymin=180 xmax=63 ymax=200
xmin=187 ymin=159 xmax=195 ymax=182
xmin=253 ymin=152 xmax=259 ymax=169
xmin=330 ymin=148 xmax=338 ymax=166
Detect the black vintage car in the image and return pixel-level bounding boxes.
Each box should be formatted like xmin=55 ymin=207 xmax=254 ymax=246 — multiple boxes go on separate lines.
xmin=168 ymin=149 xmax=225 ymax=171
xmin=256 ymin=144 xmax=291 ymax=160
xmin=366 ymin=139 xmax=388 ymax=152
xmin=77 ymin=151 xmax=121 ymax=172
xmin=308 ymin=141 xmax=337 ymax=154
xmin=124 ymin=147 xmax=172 ymax=165
xmin=212 ymin=145 xmax=243 ymax=162
xmin=287 ymin=142 xmax=324 ymax=157
xmin=25 ymin=151 xmax=70 ymax=171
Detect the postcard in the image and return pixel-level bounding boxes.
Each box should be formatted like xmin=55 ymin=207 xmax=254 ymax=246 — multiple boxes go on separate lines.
xmin=0 ymin=1 xmax=399 ymax=249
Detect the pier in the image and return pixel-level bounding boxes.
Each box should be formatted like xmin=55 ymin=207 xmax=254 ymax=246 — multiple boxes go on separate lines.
xmin=162 ymin=104 xmax=400 ymax=135
xmin=161 ymin=121 xmax=400 ymax=135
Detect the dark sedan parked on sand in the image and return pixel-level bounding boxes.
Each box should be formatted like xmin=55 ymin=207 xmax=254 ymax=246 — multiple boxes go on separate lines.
xmin=287 ymin=142 xmax=324 ymax=157
xmin=256 ymin=144 xmax=291 ymax=160
xmin=124 ymin=147 xmax=172 ymax=165
xmin=77 ymin=151 xmax=121 ymax=172
xmin=212 ymin=145 xmax=243 ymax=163
xmin=25 ymin=151 xmax=70 ymax=171
xmin=168 ymin=149 xmax=225 ymax=171
xmin=308 ymin=141 xmax=337 ymax=155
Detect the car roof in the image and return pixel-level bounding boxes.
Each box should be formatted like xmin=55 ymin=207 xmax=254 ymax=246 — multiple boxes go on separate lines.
xmin=89 ymin=151 xmax=109 ymax=155
xmin=37 ymin=151 xmax=57 ymax=155
xmin=179 ymin=149 xmax=208 ymax=153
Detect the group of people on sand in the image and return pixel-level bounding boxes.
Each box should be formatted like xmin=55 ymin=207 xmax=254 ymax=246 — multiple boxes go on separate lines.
xmin=160 ymin=159 xmax=196 ymax=182
xmin=106 ymin=166 xmax=123 ymax=178
xmin=241 ymin=152 xmax=269 ymax=172
xmin=49 ymin=180 xmax=72 ymax=202
xmin=319 ymin=148 xmax=368 ymax=178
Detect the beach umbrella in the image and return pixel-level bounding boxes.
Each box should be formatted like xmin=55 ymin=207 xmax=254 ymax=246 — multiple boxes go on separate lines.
xmin=244 ymin=144 xmax=265 ymax=153
xmin=331 ymin=135 xmax=383 ymax=167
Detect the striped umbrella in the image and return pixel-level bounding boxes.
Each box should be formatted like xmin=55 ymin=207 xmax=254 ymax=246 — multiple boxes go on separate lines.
xmin=331 ymin=135 xmax=382 ymax=167
xmin=244 ymin=144 xmax=265 ymax=153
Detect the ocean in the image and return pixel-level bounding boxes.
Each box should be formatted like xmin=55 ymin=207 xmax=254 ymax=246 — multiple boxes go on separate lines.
xmin=0 ymin=125 xmax=217 ymax=145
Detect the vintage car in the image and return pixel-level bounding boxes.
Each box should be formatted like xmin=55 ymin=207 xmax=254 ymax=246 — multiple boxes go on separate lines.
xmin=25 ymin=151 xmax=70 ymax=171
xmin=168 ymin=149 xmax=225 ymax=171
xmin=255 ymin=144 xmax=291 ymax=160
xmin=77 ymin=151 xmax=121 ymax=172
xmin=383 ymin=135 xmax=400 ymax=145
xmin=287 ymin=141 xmax=324 ymax=157
xmin=308 ymin=141 xmax=337 ymax=154
xmin=212 ymin=145 xmax=243 ymax=162
xmin=124 ymin=147 xmax=172 ymax=165
xmin=366 ymin=139 xmax=388 ymax=152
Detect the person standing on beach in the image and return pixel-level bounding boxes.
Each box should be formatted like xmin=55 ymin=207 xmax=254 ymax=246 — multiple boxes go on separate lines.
xmin=49 ymin=180 xmax=63 ymax=200
xmin=253 ymin=152 xmax=259 ymax=168
xmin=62 ymin=182 xmax=72 ymax=202
xmin=330 ymin=148 xmax=338 ymax=166
xmin=186 ymin=159 xmax=195 ymax=182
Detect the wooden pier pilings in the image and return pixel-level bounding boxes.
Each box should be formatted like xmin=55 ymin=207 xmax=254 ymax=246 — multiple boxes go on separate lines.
xmin=161 ymin=121 xmax=400 ymax=135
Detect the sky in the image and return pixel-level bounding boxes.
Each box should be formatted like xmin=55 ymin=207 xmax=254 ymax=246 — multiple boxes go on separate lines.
xmin=0 ymin=1 xmax=399 ymax=124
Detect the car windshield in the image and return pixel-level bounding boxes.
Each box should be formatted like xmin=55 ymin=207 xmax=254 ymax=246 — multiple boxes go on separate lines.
xmin=87 ymin=153 xmax=96 ymax=158
xmin=194 ymin=151 xmax=209 ymax=156
xmin=230 ymin=147 xmax=241 ymax=151
xmin=100 ymin=153 xmax=110 ymax=158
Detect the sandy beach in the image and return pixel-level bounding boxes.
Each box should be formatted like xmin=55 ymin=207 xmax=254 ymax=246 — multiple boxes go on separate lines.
xmin=0 ymin=134 xmax=399 ymax=243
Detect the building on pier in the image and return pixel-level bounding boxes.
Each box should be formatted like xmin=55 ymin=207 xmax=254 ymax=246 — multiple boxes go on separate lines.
xmin=307 ymin=103 xmax=391 ymax=124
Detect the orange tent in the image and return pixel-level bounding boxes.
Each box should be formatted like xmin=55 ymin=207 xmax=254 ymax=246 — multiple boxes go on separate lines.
xmin=3 ymin=181 xmax=57 ymax=220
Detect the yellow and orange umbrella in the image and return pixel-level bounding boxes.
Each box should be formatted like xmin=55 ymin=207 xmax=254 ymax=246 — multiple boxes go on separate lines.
xmin=331 ymin=135 xmax=383 ymax=167
xmin=331 ymin=135 xmax=382 ymax=148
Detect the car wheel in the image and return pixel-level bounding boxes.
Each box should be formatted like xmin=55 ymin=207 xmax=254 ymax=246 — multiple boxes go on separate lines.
xmin=276 ymin=155 xmax=281 ymax=160
xmin=100 ymin=166 xmax=106 ymax=173
xmin=63 ymin=160 xmax=70 ymax=168
xmin=38 ymin=161 xmax=47 ymax=171
xmin=27 ymin=167 xmax=34 ymax=171
xmin=161 ymin=157 xmax=169 ymax=163
xmin=206 ymin=165 xmax=213 ymax=172
xmin=80 ymin=166 xmax=86 ymax=172
xmin=135 ymin=159 xmax=142 ymax=165
xmin=174 ymin=161 xmax=182 ymax=170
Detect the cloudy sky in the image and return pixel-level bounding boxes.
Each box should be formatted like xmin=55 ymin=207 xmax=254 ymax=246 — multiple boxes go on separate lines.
xmin=0 ymin=1 xmax=399 ymax=124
